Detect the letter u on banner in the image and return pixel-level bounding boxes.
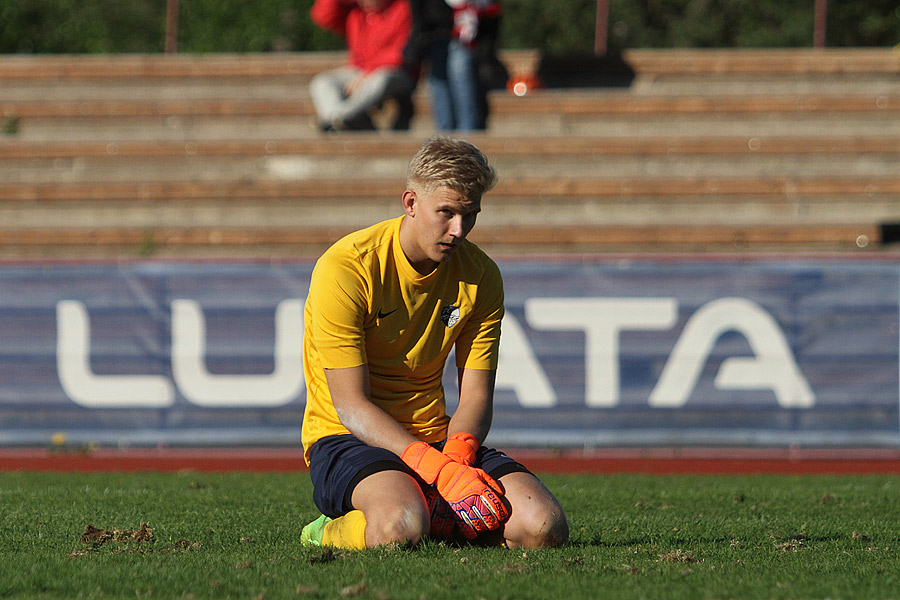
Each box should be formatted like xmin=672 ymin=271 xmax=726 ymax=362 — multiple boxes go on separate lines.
xmin=171 ymin=299 xmax=304 ymax=407
xmin=56 ymin=300 xmax=175 ymax=408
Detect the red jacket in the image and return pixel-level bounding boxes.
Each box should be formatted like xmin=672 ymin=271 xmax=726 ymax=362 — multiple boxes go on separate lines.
xmin=311 ymin=0 xmax=412 ymax=73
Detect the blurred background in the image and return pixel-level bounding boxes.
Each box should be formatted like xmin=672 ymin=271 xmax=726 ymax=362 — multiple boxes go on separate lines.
xmin=1 ymin=0 xmax=899 ymax=54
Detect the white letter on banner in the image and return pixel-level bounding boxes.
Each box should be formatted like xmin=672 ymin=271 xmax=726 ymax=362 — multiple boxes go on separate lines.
xmin=496 ymin=312 xmax=556 ymax=406
xmin=56 ymin=300 xmax=175 ymax=408
xmin=649 ymin=297 xmax=815 ymax=408
xmin=526 ymin=298 xmax=678 ymax=407
xmin=171 ymin=299 xmax=304 ymax=407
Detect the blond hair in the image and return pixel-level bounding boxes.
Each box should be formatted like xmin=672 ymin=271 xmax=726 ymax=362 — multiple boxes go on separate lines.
xmin=406 ymin=135 xmax=497 ymax=202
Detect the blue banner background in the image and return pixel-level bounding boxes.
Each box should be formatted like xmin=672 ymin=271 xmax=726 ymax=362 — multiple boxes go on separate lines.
xmin=0 ymin=258 xmax=897 ymax=447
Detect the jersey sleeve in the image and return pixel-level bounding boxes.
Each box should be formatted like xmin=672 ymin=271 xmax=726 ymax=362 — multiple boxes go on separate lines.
xmin=307 ymin=247 xmax=370 ymax=369
xmin=455 ymin=257 xmax=504 ymax=370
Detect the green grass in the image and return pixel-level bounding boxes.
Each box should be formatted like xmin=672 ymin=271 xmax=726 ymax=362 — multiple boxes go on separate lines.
xmin=2 ymin=471 xmax=899 ymax=599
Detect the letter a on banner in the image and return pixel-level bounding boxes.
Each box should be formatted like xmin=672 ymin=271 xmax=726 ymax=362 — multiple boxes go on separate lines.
xmin=56 ymin=300 xmax=175 ymax=408
xmin=171 ymin=299 xmax=304 ymax=407
xmin=496 ymin=313 xmax=556 ymax=406
xmin=649 ymin=297 xmax=815 ymax=408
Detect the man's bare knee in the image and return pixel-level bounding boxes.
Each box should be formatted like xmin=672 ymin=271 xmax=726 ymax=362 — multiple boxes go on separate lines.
xmin=511 ymin=500 xmax=569 ymax=549
xmin=364 ymin=503 xmax=430 ymax=548
xmin=533 ymin=506 xmax=569 ymax=548
xmin=351 ymin=470 xmax=431 ymax=547
xmin=499 ymin=472 xmax=570 ymax=549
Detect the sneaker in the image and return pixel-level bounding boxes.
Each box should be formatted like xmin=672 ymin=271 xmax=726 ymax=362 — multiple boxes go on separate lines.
xmin=301 ymin=514 xmax=332 ymax=546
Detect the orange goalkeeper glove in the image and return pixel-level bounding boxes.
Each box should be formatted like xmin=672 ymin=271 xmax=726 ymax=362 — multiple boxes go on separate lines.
xmin=442 ymin=432 xmax=479 ymax=465
xmin=401 ymin=441 xmax=508 ymax=539
xmin=421 ymin=485 xmax=458 ymax=540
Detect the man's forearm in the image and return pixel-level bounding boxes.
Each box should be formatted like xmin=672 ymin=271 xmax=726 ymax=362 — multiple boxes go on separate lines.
xmin=447 ymin=402 xmax=491 ymax=442
xmin=335 ymin=394 xmax=418 ymax=456
xmin=324 ymin=364 xmax=417 ymax=456
xmin=449 ymin=367 xmax=496 ymax=442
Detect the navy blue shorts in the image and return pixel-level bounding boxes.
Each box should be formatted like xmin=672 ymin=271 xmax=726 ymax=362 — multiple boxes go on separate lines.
xmin=308 ymin=434 xmax=530 ymax=518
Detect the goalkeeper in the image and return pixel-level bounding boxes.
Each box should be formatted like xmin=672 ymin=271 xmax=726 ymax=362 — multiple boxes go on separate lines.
xmin=300 ymin=135 xmax=568 ymax=549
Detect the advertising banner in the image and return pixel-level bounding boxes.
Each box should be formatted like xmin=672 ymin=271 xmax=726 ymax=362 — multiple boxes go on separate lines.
xmin=0 ymin=258 xmax=897 ymax=448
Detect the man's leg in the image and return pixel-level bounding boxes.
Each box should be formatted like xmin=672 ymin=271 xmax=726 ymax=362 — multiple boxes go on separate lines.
xmin=426 ymin=40 xmax=456 ymax=130
xmin=445 ymin=39 xmax=480 ymax=131
xmin=337 ymin=67 xmax=414 ymax=128
xmin=304 ymin=470 xmax=430 ymax=549
xmin=304 ymin=434 xmax=430 ymax=549
xmin=473 ymin=445 xmax=568 ymax=548
xmin=496 ymin=471 xmax=569 ymax=548
xmin=308 ymin=66 xmax=359 ymax=128
xmin=350 ymin=469 xmax=431 ymax=547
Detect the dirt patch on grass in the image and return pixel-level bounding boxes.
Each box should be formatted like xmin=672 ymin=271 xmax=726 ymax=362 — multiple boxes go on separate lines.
xmin=72 ymin=523 xmax=201 ymax=556
xmin=81 ymin=523 xmax=154 ymax=547
xmin=772 ymin=533 xmax=809 ymax=552
xmin=657 ymin=549 xmax=698 ymax=563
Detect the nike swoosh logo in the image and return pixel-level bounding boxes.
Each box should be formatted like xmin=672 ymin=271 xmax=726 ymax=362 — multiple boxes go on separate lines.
xmin=377 ymin=308 xmax=398 ymax=319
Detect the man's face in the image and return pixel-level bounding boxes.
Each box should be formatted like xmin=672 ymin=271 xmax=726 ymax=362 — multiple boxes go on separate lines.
xmin=400 ymin=185 xmax=481 ymax=274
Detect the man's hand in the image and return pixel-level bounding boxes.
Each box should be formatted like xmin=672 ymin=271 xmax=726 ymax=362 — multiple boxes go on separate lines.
xmin=421 ymin=486 xmax=457 ymax=540
xmin=443 ymin=432 xmax=479 ymax=465
xmin=402 ymin=441 xmax=508 ymax=538
xmin=343 ymin=74 xmax=365 ymax=97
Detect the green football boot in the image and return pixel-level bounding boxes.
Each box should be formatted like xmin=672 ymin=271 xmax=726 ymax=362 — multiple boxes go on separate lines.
xmin=300 ymin=514 xmax=332 ymax=546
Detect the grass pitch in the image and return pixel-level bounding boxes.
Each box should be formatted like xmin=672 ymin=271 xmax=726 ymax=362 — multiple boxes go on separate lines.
xmin=1 ymin=471 xmax=899 ymax=599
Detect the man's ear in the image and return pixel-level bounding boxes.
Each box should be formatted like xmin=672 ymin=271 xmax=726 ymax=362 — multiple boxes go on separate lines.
xmin=401 ymin=189 xmax=417 ymax=217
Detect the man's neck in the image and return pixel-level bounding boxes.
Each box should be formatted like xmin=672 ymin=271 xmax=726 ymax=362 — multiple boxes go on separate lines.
xmin=398 ymin=218 xmax=438 ymax=276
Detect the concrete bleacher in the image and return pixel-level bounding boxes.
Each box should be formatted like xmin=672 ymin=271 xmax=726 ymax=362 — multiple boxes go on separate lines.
xmin=0 ymin=48 xmax=898 ymax=258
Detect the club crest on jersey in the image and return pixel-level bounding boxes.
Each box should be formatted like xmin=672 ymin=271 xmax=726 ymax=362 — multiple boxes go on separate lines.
xmin=440 ymin=304 xmax=461 ymax=328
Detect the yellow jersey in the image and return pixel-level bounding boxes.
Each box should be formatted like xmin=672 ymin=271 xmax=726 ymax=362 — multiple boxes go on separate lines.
xmin=301 ymin=216 xmax=504 ymax=462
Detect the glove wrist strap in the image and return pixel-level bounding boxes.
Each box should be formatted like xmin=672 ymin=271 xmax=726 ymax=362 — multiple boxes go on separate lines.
xmin=400 ymin=441 xmax=448 ymax=485
xmin=443 ymin=432 xmax=479 ymax=465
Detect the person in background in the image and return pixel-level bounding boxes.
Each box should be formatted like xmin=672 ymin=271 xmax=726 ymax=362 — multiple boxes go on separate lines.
xmin=309 ymin=0 xmax=416 ymax=132
xmin=467 ymin=0 xmax=506 ymax=129
xmin=404 ymin=0 xmax=457 ymax=131
xmin=406 ymin=0 xmax=504 ymax=131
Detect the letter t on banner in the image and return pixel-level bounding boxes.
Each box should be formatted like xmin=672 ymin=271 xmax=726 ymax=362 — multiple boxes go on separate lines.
xmin=526 ymin=298 xmax=678 ymax=407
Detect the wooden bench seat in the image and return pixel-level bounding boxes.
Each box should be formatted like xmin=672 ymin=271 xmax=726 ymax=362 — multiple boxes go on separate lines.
xmin=623 ymin=48 xmax=900 ymax=76
xmin=1 ymin=49 xmax=897 ymax=81
xmin=0 ymin=50 xmax=538 ymax=80
xmin=0 ymin=52 xmax=351 ymax=79
xmin=2 ymin=135 xmax=899 ymax=160
xmin=3 ymin=92 xmax=898 ymax=120
xmin=0 ymin=223 xmax=879 ymax=254
xmin=3 ymin=176 xmax=898 ymax=203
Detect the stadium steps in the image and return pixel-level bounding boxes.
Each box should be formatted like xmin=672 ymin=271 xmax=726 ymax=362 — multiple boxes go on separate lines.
xmin=3 ymin=49 xmax=900 ymax=139
xmin=0 ymin=173 xmax=893 ymax=257
xmin=1 ymin=47 xmax=896 ymax=86
xmin=625 ymin=48 xmax=900 ymax=95
xmin=4 ymin=92 xmax=900 ymax=140
xmin=0 ymin=48 xmax=898 ymax=257
xmin=4 ymin=135 xmax=899 ymax=180
xmin=0 ymin=224 xmax=878 ymax=260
